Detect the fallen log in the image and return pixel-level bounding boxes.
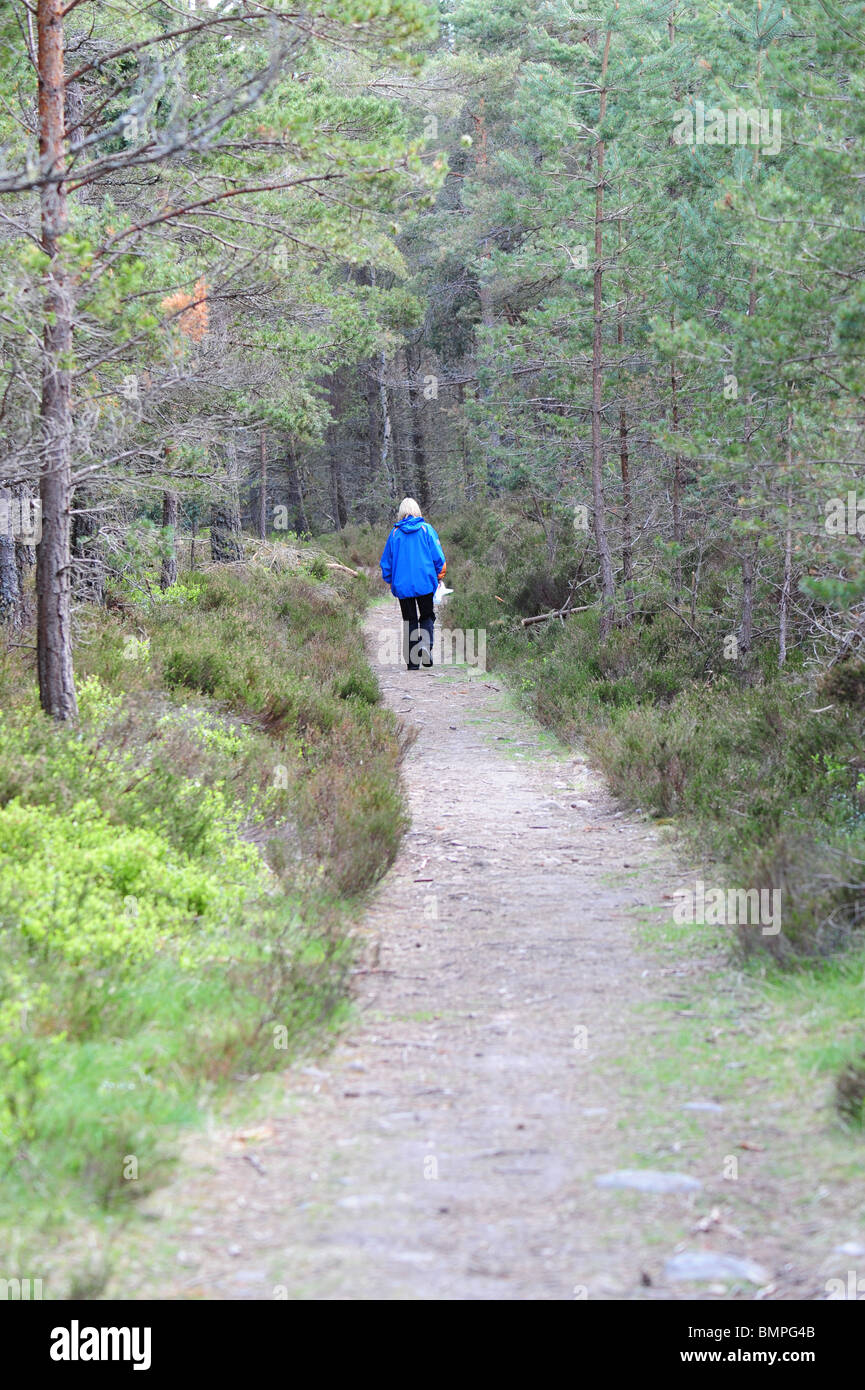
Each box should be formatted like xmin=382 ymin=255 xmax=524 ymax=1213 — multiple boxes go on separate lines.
xmin=521 ymin=602 xmax=593 ymax=627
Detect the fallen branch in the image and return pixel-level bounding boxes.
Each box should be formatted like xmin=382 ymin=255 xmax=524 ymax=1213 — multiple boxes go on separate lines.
xmin=662 ymin=600 xmax=705 ymax=644
xmin=521 ymin=602 xmax=593 ymax=627
xmin=243 ymin=538 xmax=358 ymax=576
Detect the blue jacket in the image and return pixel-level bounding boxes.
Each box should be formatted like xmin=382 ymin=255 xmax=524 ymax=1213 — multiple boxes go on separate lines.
xmin=380 ymin=516 xmax=446 ymax=599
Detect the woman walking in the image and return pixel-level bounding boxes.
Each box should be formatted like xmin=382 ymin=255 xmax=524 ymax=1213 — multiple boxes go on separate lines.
xmin=379 ymin=498 xmax=447 ymax=670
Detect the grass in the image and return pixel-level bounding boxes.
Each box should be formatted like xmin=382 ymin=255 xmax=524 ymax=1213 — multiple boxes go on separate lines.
xmin=618 ymin=903 xmax=865 ymax=1180
xmin=572 ymin=897 xmax=865 ymax=1291
xmin=0 ymin=549 xmax=409 ymax=1296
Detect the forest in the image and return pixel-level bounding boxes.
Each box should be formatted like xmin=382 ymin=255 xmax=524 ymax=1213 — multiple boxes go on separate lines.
xmin=1 ymin=0 xmax=865 ymax=1317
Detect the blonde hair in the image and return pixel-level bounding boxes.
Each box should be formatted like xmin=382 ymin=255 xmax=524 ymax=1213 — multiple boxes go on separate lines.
xmin=397 ymin=497 xmax=422 ymax=520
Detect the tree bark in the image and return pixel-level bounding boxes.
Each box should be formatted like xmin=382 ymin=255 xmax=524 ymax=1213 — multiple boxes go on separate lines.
xmin=670 ymin=321 xmax=683 ymax=598
xmin=378 ymin=352 xmax=394 ymax=500
xmin=258 ymin=426 xmax=267 ymax=540
xmin=36 ymin=0 xmax=78 ymax=718
xmin=15 ymin=485 xmax=37 ymax=627
xmin=477 ymin=274 xmax=502 ymax=495
xmin=737 ymin=268 xmax=759 ymax=658
xmin=738 ymin=52 xmax=764 ymax=658
xmin=739 ymin=543 xmax=756 ymax=657
xmin=327 ymin=373 xmax=348 ymax=528
xmin=617 ymin=211 xmax=633 ymax=625
xmin=71 ymin=490 xmax=105 ymax=603
xmin=286 ymin=443 xmax=309 ymax=535
xmin=590 ymin=30 xmax=616 ymax=638
xmin=365 ymin=370 xmax=380 ymax=503
xmin=210 ymin=432 xmax=244 ymax=562
xmin=407 ymin=343 xmax=431 ymax=513
xmin=458 ymin=381 xmax=474 ymax=500
xmin=330 ymin=449 xmax=348 ymax=529
xmin=474 ymin=98 xmax=500 ymax=495
xmin=779 ymin=407 xmax=793 ymax=668
xmin=0 ymin=487 xmax=21 ymax=624
xmin=160 ymin=490 xmax=178 ymax=590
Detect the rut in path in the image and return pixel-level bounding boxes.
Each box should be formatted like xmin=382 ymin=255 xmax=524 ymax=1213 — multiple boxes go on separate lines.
xmin=128 ymin=601 xmax=802 ymax=1299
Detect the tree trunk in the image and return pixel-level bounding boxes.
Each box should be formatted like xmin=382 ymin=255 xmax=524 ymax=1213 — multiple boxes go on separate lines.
xmin=617 ymin=214 xmax=633 ymax=625
xmin=368 ymin=265 xmax=395 ymax=503
xmin=739 ymin=543 xmax=756 ymax=657
xmin=458 ymin=381 xmax=474 ymax=500
xmin=590 ymin=30 xmax=616 ymax=639
xmin=670 ymin=322 xmax=683 ymax=599
xmin=1 ymin=486 xmax=37 ymax=629
xmin=327 ymin=374 xmax=348 ymax=528
xmin=71 ymin=490 xmax=105 ymax=603
xmin=258 ymin=426 xmax=267 ymax=539
xmin=475 ymin=104 xmax=501 ymax=494
xmin=210 ymin=501 xmax=243 ymax=562
xmin=407 ymin=344 xmax=431 ymax=513
xmin=389 ymin=351 xmax=411 ymax=500
xmin=477 ymin=276 xmax=503 ymax=494
xmin=286 ymin=443 xmax=309 ymax=535
xmin=779 ymin=407 xmax=793 ymax=668
xmin=619 ymin=402 xmax=633 ymax=626
xmin=365 ymin=370 xmax=380 ymax=501
xmin=0 ymin=487 xmax=21 ymax=624
xmin=160 ymin=490 xmax=178 ymax=590
xmin=36 ymin=0 xmax=77 ymax=718
xmin=330 ymin=450 xmax=348 ymax=529
xmin=378 ymin=352 xmax=394 ymax=500
xmin=15 ymin=485 xmax=37 ymax=627
xmin=210 ymin=432 xmax=244 ymax=563
xmin=738 ymin=53 xmax=764 ymax=658
xmin=737 ymin=268 xmax=759 ymax=658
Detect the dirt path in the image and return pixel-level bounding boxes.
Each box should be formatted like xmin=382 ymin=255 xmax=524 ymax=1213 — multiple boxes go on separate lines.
xmin=114 ymin=601 xmax=855 ymax=1300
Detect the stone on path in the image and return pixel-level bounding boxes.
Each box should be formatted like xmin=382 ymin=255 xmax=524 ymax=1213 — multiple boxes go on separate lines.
xmin=664 ymin=1251 xmax=771 ymax=1285
xmin=595 ymin=1169 xmax=702 ymax=1194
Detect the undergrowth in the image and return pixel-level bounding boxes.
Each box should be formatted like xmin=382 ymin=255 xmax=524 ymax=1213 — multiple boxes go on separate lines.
xmin=436 ymin=505 xmax=865 ymax=965
xmin=0 ymin=555 xmax=409 ymax=1293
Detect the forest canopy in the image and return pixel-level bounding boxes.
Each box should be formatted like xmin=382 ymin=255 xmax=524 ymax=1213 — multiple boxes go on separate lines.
xmin=2 ymin=0 xmax=864 ymax=714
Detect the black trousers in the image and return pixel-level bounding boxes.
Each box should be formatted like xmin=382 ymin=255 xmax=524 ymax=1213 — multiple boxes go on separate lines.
xmin=398 ymin=593 xmax=435 ymax=669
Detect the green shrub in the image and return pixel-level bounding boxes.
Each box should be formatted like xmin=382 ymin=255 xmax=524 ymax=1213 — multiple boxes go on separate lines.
xmin=162 ymin=647 xmax=227 ymax=695
xmin=819 ymin=658 xmax=865 ymax=709
xmin=334 ymin=666 xmax=379 ymax=704
xmin=0 ymin=796 xmax=263 ymax=965
xmin=305 ymin=554 xmax=329 ymax=581
xmin=835 ymin=1048 xmax=865 ymax=1127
